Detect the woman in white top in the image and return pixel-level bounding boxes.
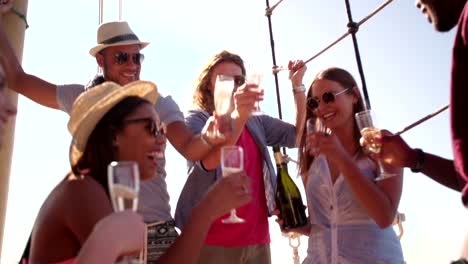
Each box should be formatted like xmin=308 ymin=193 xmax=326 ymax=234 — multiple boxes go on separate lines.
xmin=295 ymin=66 xmax=404 ymax=264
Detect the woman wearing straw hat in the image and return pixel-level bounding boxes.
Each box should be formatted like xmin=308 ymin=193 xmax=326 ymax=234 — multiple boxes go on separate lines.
xmin=0 ymin=2 xmax=225 ymax=232
xmin=28 ymin=81 xmax=251 ymax=263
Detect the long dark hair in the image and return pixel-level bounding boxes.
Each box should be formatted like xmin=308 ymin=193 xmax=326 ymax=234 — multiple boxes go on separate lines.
xmin=71 ymin=96 xmax=151 ymax=194
xmin=192 ymin=50 xmax=246 ymax=113
xmin=298 ymin=67 xmax=365 ymax=176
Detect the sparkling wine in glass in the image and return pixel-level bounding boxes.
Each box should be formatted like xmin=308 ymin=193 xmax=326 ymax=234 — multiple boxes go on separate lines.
xmin=108 ymin=161 xmax=140 ymax=212
xmin=108 ymin=161 xmax=143 ymax=264
xmin=246 ymin=69 xmax=264 ymax=116
xmin=355 ymin=110 xmax=397 ymax=181
xmin=221 ymin=146 xmax=245 ymax=224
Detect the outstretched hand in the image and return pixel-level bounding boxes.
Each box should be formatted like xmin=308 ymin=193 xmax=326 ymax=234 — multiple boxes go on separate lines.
xmin=0 ymin=0 xmax=13 ymax=14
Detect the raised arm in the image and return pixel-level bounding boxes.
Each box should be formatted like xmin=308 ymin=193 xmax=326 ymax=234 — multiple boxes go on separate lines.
xmin=288 ymin=60 xmax=307 ymax=146
xmin=158 ymin=171 xmax=251 ymax=264
xmin=379 ymin=132 xmax=463 ymax=192
xmin=192 ymin=83 xmax=260 ymax=170
xmin=0 ymin=4 xmax=59 ymax=109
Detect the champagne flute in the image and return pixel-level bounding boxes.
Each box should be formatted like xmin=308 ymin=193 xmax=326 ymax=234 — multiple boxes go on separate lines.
xmin=246 ymin=69 xmax=264 ymax=116
xmin=355 ymin=110 xmax=397 ymax=181
xmin=306 ymin=116 xmax=327 ymax=155
xmin=220 ymin=146 xmax=245 ymax=224
xmin=214 ymin=74 xmax=235 ymax=137
xmin=108 ymin=161 xmax=143 ymax=264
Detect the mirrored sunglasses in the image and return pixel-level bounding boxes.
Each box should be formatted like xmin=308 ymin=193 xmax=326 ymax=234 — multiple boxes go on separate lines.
xmin=122 ymin=117 xmax=165 ymax=138
xmin=114 ymin=52 xmax=145 ymax=65
xmin=307 ymin=88 xmax=351 ymax=111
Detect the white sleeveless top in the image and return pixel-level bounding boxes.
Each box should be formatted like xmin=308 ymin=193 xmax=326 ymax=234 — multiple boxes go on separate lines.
xmin=303 ymin=154 xmax=404 ymax=264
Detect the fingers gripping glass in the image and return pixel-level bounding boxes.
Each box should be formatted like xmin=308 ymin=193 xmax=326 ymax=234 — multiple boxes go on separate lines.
xmin=307 ymin=87 xmax=351 ymax=111
xmin=355 ymin=110 xmax=397 ymax=181
xmin=114 ymin=52 xmax=145 ymax=65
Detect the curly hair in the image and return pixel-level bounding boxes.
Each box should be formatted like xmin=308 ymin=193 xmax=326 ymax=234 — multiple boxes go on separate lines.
xmin=298 ymin=67 xmax=365 ymax=176
xmin=191 ymin=50 xmax=246 ymax=113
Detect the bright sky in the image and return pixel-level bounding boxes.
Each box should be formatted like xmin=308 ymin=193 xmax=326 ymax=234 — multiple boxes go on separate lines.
xmin=2 ymin=0 xmax=468 ymax=263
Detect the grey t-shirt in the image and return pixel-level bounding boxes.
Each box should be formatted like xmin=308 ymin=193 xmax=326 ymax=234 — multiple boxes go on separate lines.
xmin=57 ymin=84 xmax=184 ymax=222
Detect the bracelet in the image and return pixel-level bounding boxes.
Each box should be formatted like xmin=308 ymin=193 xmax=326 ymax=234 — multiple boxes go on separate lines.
xmin=293 ymin=84 xmax=306 ymax=94
xmin=199 ymin=134 xmax=213 ymax=148
xmin=411 ymin=148 xmax=425 ymax=173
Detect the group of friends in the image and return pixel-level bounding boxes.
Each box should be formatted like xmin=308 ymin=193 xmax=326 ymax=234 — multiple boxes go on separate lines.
xmin=0 ymin=0 xmax=467 ymax=263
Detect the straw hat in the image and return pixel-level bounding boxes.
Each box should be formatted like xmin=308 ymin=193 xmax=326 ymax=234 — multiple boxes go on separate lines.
xmin=68 ymin=81 xmax=158 ymax=166
xmin=89 ymin=21 xmax=150 ymax=57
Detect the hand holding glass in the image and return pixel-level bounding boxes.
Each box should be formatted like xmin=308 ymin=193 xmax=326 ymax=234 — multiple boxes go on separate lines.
xmin=221 ymin=146 xmax=245 ymax=224
xmin=355 ymin=110 xmax=397 ymax=181
xmin=306 ymin=116 xmax=327 ymax=155
xmin=108 ymin=161 xmax=143 ymax=263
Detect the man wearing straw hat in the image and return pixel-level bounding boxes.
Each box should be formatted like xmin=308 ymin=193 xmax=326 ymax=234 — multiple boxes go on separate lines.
xmin=0 ymin=2 xmax=223 ymax=254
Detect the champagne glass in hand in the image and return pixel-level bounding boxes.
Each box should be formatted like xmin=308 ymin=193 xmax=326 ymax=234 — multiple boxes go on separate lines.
xmin=108 ymin=161 xmax=140 ymax=212
xmin=221 ymin=146 xmax=246 ymax=224
xmin=355 ymin=110 xmax=397 ymax=181
xmin=306 ymin=116 xmax=327 ymax=156
xmin=214 ymin=75 xmax=235 ymax=137
xmin=108 ymin=161 xmax=143 ymax=264
xmin=246 ymin=69 xmax=264 ymax=116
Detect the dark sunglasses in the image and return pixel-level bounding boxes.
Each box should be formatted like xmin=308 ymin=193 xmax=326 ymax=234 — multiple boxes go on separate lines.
xmin=233 ymin=75 xmax=246 ymax=86
xmin=114 ymin=52 xmax=145 ymax=65
xmin=307 ymin=88 xmax=351 ymax=111
xmin=122 ymin=117 xmax=165 ymax=138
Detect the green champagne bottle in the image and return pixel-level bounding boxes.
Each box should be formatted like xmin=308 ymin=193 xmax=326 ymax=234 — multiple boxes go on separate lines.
xmin=273 ymin=145 xmax=307 ymax=230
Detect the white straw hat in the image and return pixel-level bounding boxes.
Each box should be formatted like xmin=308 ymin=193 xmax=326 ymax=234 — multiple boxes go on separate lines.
xmin=89 ymin=21 xmax=150 ymax=56
xmin=68 ymin=81 xmax=158 ymax=166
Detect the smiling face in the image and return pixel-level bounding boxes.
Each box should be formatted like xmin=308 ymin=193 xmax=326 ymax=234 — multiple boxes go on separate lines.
xmin=97 ymin=44 xmax=142 ymax=85
xmin=114 ymin=103 xmax=166 ymax=181
xmin=310 ymin=79 xmax=357 ymax=131
xmin=415 ymin=0 xmax=465 ymax=32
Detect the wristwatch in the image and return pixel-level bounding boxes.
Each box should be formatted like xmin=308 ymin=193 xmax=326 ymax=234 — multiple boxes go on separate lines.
xmin=410 ymin=148 xmax=425 ymax=173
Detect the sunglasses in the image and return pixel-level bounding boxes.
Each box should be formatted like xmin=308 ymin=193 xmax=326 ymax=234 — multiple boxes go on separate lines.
xmin=307 ymin=88 xmax=351 ymax=111
xmin=233 ymin=75 xmax=246 ymax=86
xmin=114 ymin=52 xmax=145 ymax=65
xmin=122 ymin=117 xmax=165 ymax=138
